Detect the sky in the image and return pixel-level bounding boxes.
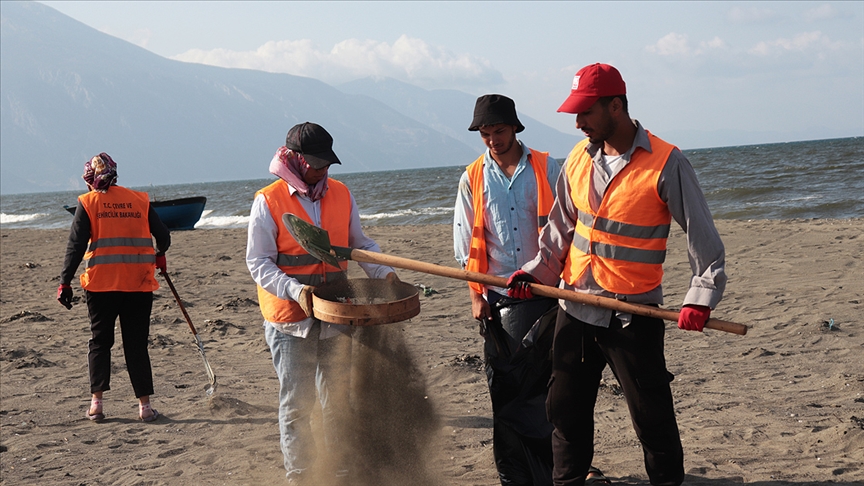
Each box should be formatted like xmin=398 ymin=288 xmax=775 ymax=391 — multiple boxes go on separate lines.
xmin=37 ymin=1 xmax=864 ymax=145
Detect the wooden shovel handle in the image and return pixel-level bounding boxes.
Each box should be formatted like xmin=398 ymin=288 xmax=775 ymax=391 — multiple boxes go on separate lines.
xmin=348 ymin=249 xmax=747 ymax=336
xmin=526 ymin=284 xmax=746 ymax=335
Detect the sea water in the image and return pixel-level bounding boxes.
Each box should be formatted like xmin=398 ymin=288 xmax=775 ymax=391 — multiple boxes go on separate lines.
xmin=1 ymin=137 xmax=861 ymax=230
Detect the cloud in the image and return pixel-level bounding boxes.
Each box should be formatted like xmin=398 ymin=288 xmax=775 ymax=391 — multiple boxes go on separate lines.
xmin=637 ymin=28 xmax=862 ymax=86
xmin=171 ymin=34 xmax=503 ymax=89
xmin=727 ymin=6 xmax=779 ymax=23
xmin=643 ymin=29 xmax=852 ymax=68
xmin=748 ymin=31 xmax=844 ymax=56
xmin=702 ymin=37 xmax=726 ymax=49
xmin=803 ymin=4 xmax=840 ymax=21
xmin=645 ymin=33 xmax=691 ymax=56
xmin=645 ymin=33 xmax=727 ymax=57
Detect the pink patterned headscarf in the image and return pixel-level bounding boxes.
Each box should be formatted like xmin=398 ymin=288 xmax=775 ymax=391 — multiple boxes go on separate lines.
xmin=269 ymin=146 xmax=329 ymax=201
xmin=82 ymin=153 xmax=118 ymax=193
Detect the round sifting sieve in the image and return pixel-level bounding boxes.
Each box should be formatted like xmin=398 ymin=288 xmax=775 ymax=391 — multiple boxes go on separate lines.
xmin=312 ymin=278 xmax=420 ymax=326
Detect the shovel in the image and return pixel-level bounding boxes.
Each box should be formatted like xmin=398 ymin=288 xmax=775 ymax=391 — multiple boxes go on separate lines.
xmin=160 ymin=270 xmax=218 ymax=395
xmin=282 ymin=213 xmax=747 ymax=336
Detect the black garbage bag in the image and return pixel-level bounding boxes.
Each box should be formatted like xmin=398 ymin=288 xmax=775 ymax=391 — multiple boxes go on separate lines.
xmin=482 ymin=295 xmax=558 ymax=486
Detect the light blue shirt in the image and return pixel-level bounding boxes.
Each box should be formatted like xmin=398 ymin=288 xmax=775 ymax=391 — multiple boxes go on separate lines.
xmin=453 ymin=141 xmax=561 ymax=294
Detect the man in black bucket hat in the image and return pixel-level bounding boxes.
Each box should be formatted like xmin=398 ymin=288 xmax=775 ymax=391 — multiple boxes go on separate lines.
xmin=247 ymin=122 xmax=399 ymax=485
xmin=468 ymin=94 xmax=526 ymax=133
xmin=454 ymin=95 xmax=607 ymax=485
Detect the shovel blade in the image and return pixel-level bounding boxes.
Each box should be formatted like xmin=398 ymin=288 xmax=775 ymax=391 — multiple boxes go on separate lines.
xmin=282 ymin=213 xmax=343 ymax=268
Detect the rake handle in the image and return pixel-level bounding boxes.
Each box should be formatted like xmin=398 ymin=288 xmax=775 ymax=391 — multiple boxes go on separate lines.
xmin=157 ymin=271 xmax=217 ymax=394
xmin=159 ymin=270 xmax=200 ymax=337
xmin=347 ymin=248 xmax=747 ymax=336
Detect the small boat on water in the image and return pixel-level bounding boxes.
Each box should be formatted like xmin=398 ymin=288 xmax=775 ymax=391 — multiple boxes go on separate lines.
xmin=64 ymin=196 xmax=207 ymax=231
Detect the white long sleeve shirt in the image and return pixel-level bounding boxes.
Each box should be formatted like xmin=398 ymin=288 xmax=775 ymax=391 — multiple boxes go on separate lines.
xmin=246 ymin=180 xmax=394 ymax=339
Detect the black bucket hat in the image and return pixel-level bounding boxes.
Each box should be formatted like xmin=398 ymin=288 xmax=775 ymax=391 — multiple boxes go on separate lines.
xmin=468 ymin=94 xmax=525 ymax=133
xmin=285 ymin=122 xmax=342 ymax=169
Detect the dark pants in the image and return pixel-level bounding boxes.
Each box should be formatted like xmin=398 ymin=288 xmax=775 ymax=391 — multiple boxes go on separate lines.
xmin=546 ymin=309 xmax=684 ymax=486
xmin=85 ymin=290 xmax=154 ymax=397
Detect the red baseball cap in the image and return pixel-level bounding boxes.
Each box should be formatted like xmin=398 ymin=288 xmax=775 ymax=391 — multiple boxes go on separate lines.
xmin=557 ymin=63 xmax=626 ymax=114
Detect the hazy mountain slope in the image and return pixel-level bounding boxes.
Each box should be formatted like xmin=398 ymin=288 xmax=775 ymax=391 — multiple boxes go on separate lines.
xmin=0 ymin=2 xmax=479 ymax=194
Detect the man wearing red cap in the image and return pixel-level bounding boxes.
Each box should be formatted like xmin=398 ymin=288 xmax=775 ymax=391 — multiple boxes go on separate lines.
xmin=507 ymin=64 xmax=726 ymax=485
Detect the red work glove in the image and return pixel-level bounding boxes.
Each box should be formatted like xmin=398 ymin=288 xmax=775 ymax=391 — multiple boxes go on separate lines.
xmin=57 ymin=284 xmax=73 ymax=310
xmin=155 ymin=254 xmax=167 ymax=274
xmin=678 ymin=304 xmax=711 ymax=332
xmin=506 ymin=270 xmax=537 ymax=300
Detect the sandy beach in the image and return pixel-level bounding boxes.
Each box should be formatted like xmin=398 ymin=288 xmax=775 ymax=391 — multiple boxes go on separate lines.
xmin=1 ymin=219 xmax=863 ymax=485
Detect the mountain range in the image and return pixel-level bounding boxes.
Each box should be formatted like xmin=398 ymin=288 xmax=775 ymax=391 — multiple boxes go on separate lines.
xmin=0 ymin=1 xmax=574 ymax=195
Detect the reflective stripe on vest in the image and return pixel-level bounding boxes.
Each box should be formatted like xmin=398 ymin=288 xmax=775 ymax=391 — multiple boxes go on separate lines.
xmin=275 ymin=253 xmax=329 ymax=267
xmin=78 ymin=186 xmax=159 ymax=292
xmin=465 ymin=148 xmax=553 ymax=294
xmin=571 ymin=212 xmax=669 ymax=264
xmin=86 ymin=254 xmax=157 ymax=267
xmin=562 ymin=133 xmax=675 ymax=294
xmin=255 ymin=179 xmax=351 ymax=323
xmin=87 ymin=237 xmax=155 ymax=252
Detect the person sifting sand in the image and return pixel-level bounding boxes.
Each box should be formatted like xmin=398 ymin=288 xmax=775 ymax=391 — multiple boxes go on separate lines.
xmin=507 ymin=63 xmax=727 ymax=486
xmin=454 ymin=94 xmax=608 ymax=485
xmin=58 ymin=152 xmax=170 ymax=423
xmin=246 ymin=122 xmax=399 ymax=485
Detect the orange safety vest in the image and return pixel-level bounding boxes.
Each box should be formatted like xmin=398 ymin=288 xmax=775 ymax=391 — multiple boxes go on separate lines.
xmin=465 ymin=149 xmax=554 ymax=294
xmin=79 ymin=186 xmax=158 ymax=292
xmin=562 ymin=133 xmax=676 ymax=294
xmin=255 ymin=179 xmax=351 ymax=324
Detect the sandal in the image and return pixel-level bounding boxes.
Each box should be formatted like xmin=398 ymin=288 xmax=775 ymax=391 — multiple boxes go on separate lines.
xmin=139 ymin=403 xmax=160 ymax=423
xmin=87 ymin=397 xmax=105 ymax=422
xmin=586 ymin=466 xmax=611 ymax=485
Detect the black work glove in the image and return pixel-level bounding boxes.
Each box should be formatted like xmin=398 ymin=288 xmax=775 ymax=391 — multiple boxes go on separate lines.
xmin=57 ymin=284 xmax=73 ymax=310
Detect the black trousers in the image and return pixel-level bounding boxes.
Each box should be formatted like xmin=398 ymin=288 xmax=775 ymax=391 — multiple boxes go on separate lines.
xmin=85 ymin=290 xmax=154 ymax=397
xmin=546 ymin=309 xmax=684 ymax=486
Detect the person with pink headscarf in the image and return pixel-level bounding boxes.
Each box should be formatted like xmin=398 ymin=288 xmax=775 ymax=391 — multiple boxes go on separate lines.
xmin=59 ymin=153 xmax=171 ymax=423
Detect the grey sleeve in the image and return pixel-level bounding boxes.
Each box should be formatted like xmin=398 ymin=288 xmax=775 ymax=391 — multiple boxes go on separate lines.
xmin=545 ymin=154 xmax=562 ymax=198
xmin=523 ymin=161 xmax=576 ymax=285
xmin=658 ymin=148 xmax=727 ymax=308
